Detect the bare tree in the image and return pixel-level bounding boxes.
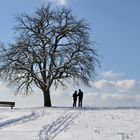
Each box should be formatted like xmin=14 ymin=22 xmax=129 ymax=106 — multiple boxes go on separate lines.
xmin=0 ymin=4 xmax=99 ymax=107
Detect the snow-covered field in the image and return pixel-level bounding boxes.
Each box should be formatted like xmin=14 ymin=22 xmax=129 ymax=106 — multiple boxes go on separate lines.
xmin=0 ymin=107 xmax=140 ymax=140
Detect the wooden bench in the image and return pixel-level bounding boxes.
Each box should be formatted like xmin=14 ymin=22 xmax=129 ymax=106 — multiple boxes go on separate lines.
xmin=0 ymin=101 xmax=15 ymax=109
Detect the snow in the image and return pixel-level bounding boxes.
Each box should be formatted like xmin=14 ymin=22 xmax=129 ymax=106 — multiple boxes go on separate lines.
xmin=0 ymin=107 xmax=140 ymax=140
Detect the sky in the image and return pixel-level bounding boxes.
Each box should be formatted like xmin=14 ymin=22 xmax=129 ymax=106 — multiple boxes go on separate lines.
xmin=0 ymin=0 xmax=140 ymax=107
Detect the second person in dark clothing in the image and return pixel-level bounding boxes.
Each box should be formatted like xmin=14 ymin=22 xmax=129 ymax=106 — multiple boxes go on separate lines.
xmin=73 ymin=91 xmax=77 ymax=107
xmin=78 ymin=89 xmax=83 ymax=107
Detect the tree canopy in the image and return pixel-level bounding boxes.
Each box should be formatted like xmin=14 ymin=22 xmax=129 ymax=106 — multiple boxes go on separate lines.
xmin=0 ymin=4 xmax=99 ymax=107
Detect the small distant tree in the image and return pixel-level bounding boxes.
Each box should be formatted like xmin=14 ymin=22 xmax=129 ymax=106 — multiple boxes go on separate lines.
xmin=0 ymin=4 xmax=99 ymax=107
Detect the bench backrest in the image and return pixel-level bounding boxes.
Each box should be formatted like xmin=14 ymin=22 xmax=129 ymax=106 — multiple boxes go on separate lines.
xmin=0 ymin=101 xmax=15 ymax=105
xmin=0 ymin=101 xmax=15 ymax=109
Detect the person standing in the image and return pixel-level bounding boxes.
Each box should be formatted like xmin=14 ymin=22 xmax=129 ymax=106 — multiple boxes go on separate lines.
xmin=73 ymin=91 xmax=77 ymax=107
xmin=78 ymin=89 xmax=83 ymax=107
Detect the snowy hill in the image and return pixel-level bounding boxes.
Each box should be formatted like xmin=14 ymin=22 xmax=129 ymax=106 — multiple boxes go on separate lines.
xmin=0 ymin=107 xmax=140 ymax=140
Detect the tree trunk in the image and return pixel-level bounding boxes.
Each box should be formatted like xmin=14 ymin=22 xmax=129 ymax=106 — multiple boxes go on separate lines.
xmin=43 ymin=89 xmax=52 ymax=107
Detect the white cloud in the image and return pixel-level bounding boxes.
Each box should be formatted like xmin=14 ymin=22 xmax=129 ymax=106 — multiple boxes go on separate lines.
xmin=57 ymin=0 xmax=66 ymax=5
xmin=43 ymin=0 xmax=67 ymax=5
xmin=100 ymin=93 xmax=125 ymax=101
xmin=91 ymin=79 xmax=138 ymax=92
xmin=0 ymin=82 xmax=9 ymax=93
xmin=100 ymin=70 xmax=124 ymax=79
xmin=111 ymin=93 xmax=125 ymax=100
xmin=82 ymin=92 xmax=140 ymax=107
xmin=93 ymin=80 xmax=114 ymax=89
xmin=100 ymin=93 xmax=110 ymax=101
xmin=135 ymin=95 xmax=140 ymax=102
xmin=116 ymin=80 xmax=136 ymax=90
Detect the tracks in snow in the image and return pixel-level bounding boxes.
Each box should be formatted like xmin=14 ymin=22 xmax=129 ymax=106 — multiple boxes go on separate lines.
xmin=0 ymin=110 xmax=46 ymax=129
xmin=0 ymin=108 xmax=80 ymax=140
xmin=39 ymin=110 xmax=80 ymax=140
